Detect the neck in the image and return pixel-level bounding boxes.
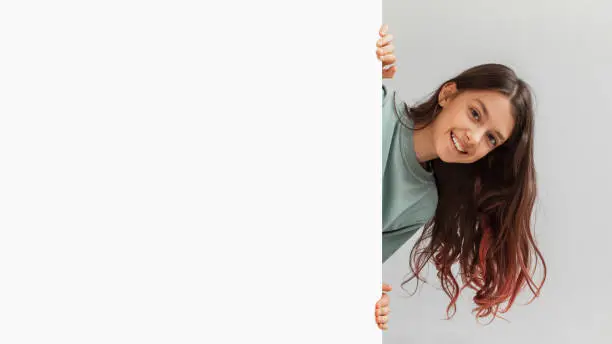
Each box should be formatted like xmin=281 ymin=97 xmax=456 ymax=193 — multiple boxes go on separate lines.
xmin=412 ymin=126 xmax=438 ymax=163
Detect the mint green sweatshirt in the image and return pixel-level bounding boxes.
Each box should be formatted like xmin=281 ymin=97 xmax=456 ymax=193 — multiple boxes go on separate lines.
xmin=382 ymin=85 xmax=438 ymax=263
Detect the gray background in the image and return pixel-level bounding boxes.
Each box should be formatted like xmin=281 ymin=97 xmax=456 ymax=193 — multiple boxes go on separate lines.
xmin=382 ymin=0 xmax=612 ymax=343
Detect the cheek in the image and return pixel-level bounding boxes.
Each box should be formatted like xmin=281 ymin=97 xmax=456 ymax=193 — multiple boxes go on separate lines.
xmin=433 ymin=112 xmax=459 ymax=135
xmin=438 ymin=108 xmax=470 ymax=130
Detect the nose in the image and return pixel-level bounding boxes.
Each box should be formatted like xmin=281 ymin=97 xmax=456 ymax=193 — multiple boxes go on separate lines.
xmin=466 ymin=128 xmax=488 ymax=146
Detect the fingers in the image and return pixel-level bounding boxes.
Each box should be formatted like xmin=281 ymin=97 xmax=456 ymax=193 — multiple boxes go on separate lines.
xmin=375 ymin=293 xmax=390 ymax=309
xmin=376 ymin=306 xmax=390 ymax=317
xmin=383 ymin=65 xmax=397 ymax=71
xmin=376 ymin=34 xmax=394 ymax=48
xmin=380 ymin=293 xmax=390 ymax=307
xmin=376 ymin=27 xmax=396 ymax=79
xmin=375 ymin=284 xmax=391 ymax=309
xmin=379 ymin=24 xmax=389 ymax=37
xmin=376 ymin=315 xmax=389 ymax=324
xmin=382 ymin=65 xmax=397 ymax=79
xmin=376 ymin=44 xmax=395 ymax=58
xmin=377 ymin=322 xmax=389 ymax=330
xmin=379 ymin=54 xmax=396 ymax=65
xmin=375 ymin=305 xmax=390 ymax=330
xmin=377 ymin=46 xmax=396 ymax=66
xmin=377 ymin=24 xmax=397 ymax=79
xmin=375 ymin=313 xmax=389 ymax=330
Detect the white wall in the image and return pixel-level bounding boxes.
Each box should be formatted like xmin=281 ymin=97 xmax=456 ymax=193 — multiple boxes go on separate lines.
xmin=382 ymin=1 xmax=612 ymax=343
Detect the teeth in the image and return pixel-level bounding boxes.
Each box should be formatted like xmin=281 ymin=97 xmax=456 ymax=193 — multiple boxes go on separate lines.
xmin=451 ymin=133 xmax=466 ymax=153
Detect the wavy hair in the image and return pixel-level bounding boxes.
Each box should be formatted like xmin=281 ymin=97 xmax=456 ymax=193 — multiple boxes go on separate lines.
xmin=399 ymin=64 xmax=546 ymax=322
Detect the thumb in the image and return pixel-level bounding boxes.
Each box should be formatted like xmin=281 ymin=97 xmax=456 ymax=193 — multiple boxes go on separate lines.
xmin=382 ymin=283 xmax=392 ymax=292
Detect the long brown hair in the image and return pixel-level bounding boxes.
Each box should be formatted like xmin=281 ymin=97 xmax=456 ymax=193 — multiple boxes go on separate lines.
xmin=400 ymin=63 xmax=546 ymax=322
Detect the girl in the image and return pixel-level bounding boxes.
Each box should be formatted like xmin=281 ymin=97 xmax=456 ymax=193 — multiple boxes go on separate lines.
xmin=374 ymin=24 xmax=546 ymax=330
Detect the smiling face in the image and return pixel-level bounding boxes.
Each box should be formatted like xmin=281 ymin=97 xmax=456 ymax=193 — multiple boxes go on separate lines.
xmin=430 ymin=82 xmax=516 ymax=164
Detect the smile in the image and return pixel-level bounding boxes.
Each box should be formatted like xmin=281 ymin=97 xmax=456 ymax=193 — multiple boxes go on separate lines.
xmin=451 ymin=132 xmax=467 ymax=154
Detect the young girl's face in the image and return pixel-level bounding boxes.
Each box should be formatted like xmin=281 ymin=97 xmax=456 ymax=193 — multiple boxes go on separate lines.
xmin=431 ymin=84 xmax=515 ymax=164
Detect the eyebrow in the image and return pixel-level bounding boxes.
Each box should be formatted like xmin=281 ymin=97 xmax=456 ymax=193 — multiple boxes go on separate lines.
xmin=475 ymin=99 xmax=506 ymax=142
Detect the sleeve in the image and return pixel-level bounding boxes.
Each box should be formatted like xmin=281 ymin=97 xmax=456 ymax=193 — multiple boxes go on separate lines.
xmin=382 ymin=84 xmax=391 ymax=105
xmin=382 ymin=223 xmax=424 ymax=264
xmin=382 ymin=84 xmax=405 ymax=123
xmin=381 ymin=84 xmax=398 ymax=131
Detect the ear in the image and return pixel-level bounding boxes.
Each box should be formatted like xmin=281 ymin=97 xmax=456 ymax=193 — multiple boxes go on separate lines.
xmin=438 ymin=82 xmax=458 ymax=107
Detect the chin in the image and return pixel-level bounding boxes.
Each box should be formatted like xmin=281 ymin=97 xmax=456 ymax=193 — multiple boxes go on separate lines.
xmin=438 ymin=155 xmax=453 ymax=163
xmin=438 ymin=153 xmax=474 ymax=164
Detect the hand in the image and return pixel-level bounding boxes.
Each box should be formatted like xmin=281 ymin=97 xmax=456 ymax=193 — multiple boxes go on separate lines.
xmin=375 ymin=283 xmax=392 ymax=330
xmin=376 ymin=24 xmax=396 ymax=79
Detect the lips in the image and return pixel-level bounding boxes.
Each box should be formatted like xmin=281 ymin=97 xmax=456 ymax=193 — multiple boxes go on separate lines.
xmin=451 ymin=131 xmax=467 ymax=154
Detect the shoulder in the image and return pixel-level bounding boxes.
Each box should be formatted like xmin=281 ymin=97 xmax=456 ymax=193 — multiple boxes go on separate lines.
xmin=382 ymin=84 xmax=411 ymax=125
xmin=424 ymin=186 xmax=439 ymax=217
xmin=412 ymin=184 xmax=439 ymax=224
xmin=392 ymin=184 xmax=439 ymax=230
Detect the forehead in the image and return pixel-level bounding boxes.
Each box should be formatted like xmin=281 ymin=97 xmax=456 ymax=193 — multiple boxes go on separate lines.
xmin=462 ymin=89 xmax=515 ymax=137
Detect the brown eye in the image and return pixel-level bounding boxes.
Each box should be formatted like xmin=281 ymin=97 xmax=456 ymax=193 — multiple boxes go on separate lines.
xmin=471 ymin=108 xmax=480 ymax=121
